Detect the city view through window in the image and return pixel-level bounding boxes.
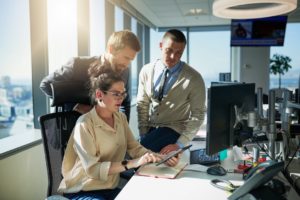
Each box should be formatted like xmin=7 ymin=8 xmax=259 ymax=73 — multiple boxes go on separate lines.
xmin=0 ymin=0 xmax=33 ymax=139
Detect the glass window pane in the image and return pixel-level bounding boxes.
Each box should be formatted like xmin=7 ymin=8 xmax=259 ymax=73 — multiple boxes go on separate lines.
xmin=47 ymin=0 xmax=78 ymax=73
xmin=181 ymin=30 xmax=187 ymax=62
xmin=0 ymin=0 xmax=33 ymax=139
xmin=270 ymin=23 xmax=300 ymax=90
xmin=131 ymin=18 xmax=138 ymax=100
xmin=189 ymin=31 xmax=231 ymax=88
xmin=90 ymin=0 xmax=105 ymax=56
xmin=115 ymin=6 xmax=123 ymax=31
xmin=150 ymin=29 xmax=164 ymax=62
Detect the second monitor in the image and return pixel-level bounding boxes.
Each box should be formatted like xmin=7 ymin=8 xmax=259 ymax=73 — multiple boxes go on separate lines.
xmin=206 ymin=83 xmax=256 ymax=155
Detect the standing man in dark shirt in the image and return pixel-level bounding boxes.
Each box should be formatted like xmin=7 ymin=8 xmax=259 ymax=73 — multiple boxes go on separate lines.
xmin=40 ymin=30 xmax=140 ymax=120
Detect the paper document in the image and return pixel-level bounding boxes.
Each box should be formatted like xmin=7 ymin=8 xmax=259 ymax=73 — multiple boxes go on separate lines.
xmin=137 ymin=162 xmax=188 ymax=179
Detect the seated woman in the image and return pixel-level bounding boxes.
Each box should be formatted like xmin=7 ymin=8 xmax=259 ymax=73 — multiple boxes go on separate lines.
xmin=58 ymin=65 xmax=179 ymax=200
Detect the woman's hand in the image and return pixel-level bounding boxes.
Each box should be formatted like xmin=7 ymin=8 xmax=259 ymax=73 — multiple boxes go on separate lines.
xmin=129 ymin=152 xmax=162 ymax=168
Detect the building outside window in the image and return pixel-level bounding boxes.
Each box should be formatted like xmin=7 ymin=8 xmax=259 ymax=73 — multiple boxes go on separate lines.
xmin=0 ymin=0 xmax=33 ymax=140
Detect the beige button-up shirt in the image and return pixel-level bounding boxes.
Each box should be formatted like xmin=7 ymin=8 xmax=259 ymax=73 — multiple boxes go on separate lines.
xmin=58 ymin=107 xmax=148 ymax=193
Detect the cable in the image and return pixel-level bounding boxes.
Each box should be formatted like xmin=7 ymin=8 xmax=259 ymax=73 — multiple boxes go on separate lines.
xmin=210 ymin=179 xmax=239 ymax=192
xmin=284 ymin=141 xmax=300 ymax=172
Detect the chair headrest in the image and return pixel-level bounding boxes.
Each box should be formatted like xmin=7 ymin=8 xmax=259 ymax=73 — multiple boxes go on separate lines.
xmin=50 ymin=81 xmax=90 ymax=107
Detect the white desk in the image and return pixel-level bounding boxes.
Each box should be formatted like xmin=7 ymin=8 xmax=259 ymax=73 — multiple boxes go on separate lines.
xmin=116 ymin=145 xmax=300 ymax=200
xmin=116 ymin=148 xmax=244 ymax=200
xmin=115 ymin=165 xmax=243 ymax=200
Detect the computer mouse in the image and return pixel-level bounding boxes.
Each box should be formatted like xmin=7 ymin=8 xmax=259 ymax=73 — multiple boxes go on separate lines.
xmin=207 ymin=165 xmax=227 ymax=176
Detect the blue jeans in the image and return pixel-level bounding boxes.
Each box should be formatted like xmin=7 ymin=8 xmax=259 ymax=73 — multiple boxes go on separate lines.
xmin=64 ymin=188 xmax=121 ymax=200
xmin=140 ymin=127 xmax=180 ymax=152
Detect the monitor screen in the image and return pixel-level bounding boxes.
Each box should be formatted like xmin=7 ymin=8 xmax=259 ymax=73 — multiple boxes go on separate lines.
xmin=206 ymin=83 xmax=256 ymax=155
xmin=230 ymin=16 xmax=288 ymax=47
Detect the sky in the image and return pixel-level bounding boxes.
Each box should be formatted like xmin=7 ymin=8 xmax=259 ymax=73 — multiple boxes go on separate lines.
xmin=0 ymin=0 xmax=31 ymax=79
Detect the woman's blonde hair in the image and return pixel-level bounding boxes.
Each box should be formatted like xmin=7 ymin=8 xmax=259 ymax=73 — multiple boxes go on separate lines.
xmin=107 ymin=30 xmax=141 ymax=52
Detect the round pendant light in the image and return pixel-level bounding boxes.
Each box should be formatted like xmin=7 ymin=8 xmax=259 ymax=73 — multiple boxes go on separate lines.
xmin=213 ymin=0 xmax=297 ymax=19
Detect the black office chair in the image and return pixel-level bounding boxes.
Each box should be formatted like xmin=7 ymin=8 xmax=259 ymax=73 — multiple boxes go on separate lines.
xmin=39 ymin=81 xmax=89 ymax=196
xmin=40 ymin=111 xmax=81 ymax=196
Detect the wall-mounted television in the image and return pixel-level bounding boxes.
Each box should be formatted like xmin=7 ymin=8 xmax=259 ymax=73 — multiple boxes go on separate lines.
xmin=230 ymin=16 xmax=288 ymax=47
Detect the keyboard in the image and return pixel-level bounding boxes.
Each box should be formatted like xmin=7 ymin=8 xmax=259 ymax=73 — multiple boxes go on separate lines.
xmin=190 ymin=148 xmax=220 ymax=165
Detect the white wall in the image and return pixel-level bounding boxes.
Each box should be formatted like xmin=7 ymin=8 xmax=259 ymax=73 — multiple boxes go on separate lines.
xmin=232 ymin=47 xmax=270 ymax=94
xmin=0 ymin=144 xmax=48 ymax=200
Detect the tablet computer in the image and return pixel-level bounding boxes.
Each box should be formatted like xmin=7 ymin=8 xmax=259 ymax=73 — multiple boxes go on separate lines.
xmin=156 ymin=144 xmax=192 ymax=166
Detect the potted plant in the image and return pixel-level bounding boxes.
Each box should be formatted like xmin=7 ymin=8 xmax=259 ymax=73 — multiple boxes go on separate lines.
xmin=270 ymin=53 xmax=292 ymax=89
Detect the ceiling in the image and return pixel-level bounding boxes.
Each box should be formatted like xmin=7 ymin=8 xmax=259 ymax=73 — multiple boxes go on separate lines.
xmin=126 ymin=0 xmax=300 ymax=28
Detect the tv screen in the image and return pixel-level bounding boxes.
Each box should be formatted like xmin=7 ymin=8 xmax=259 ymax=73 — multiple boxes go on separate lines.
xmin=231 ymin=16 xmax=288 ymax=47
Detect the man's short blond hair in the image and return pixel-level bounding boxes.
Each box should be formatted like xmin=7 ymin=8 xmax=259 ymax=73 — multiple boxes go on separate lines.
xmin=107 ymin=30 xmax=141 ymax=52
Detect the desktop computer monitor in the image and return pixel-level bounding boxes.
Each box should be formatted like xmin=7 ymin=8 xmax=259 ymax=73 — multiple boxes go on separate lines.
xmin=206 ymin=83 xmax=256 ymax=155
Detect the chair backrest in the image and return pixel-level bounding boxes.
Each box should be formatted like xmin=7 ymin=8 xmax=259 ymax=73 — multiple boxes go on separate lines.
xmin=50 ymin=81 xmax=90 ymax=112
xmin=39 ymin=110 xmax=81 ymax=196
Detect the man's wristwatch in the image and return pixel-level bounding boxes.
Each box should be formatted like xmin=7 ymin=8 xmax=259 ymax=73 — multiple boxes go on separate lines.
xmin=121 ymin=160 xmax=129 ymax=170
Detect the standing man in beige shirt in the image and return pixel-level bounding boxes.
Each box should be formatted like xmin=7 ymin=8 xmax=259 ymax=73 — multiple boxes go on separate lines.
xmin=137 ymin=29 xmax=206 ymax=154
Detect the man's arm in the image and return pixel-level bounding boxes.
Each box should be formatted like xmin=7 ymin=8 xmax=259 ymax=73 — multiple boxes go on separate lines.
xmin=136 ymin=66 xmax=151 ymax=136
xmin=177 ymin=72 xmax=206 ymax=145
xmin=39 ymin=58 xmax=76 ymax=97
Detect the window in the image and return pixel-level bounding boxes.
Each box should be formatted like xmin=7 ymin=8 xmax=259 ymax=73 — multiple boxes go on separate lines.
xmin=150 ymin=29 xmax=164 ymax=62
xmin=131 ymin=18 xmax=138 ymax=100
xmin=47 ymin=0 xmax=78 ymax=73
xmin=90 ymin=0 xmax=105 ymax=56
xmin=189 ymin=30 xmax=231 ymax=88
xmin=0 ymin=0 xmax=33 ymax=140
xmin=115 ymin=6 xmax=124 ymax=31
xmin=270 ymin=23 xmax=300 ymax=90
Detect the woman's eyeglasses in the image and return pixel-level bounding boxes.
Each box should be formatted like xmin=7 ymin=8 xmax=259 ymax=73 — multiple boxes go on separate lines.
xmin=103 ymin=91 xmax=127 ymax=99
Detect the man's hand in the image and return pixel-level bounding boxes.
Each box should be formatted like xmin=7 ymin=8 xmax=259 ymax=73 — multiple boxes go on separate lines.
xmin=160 ymin=144 xmax=180 ymax=155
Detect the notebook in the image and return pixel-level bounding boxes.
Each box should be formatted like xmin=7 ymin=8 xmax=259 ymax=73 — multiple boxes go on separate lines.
xmin=136 ymin=161 xmax=188 ymax=179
